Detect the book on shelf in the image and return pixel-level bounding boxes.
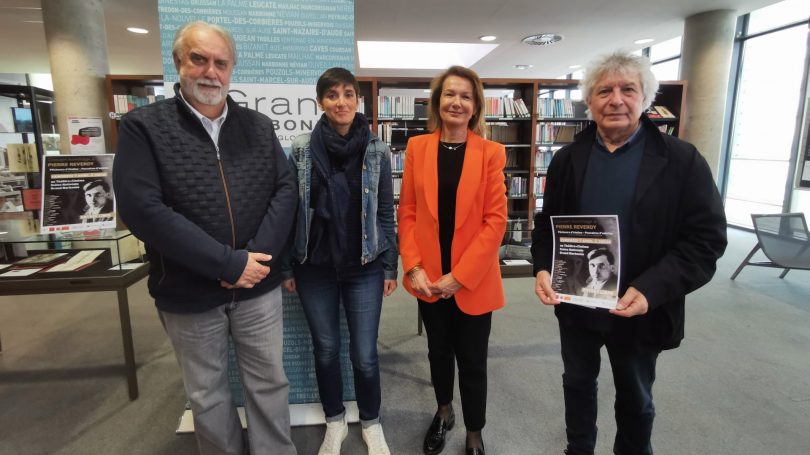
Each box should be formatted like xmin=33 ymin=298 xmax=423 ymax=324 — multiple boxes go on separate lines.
xmin=535 ymin=148 xmax=556 ymax=172
xmin=505 ymin=149 xmax=521 ymax=169
xmin=113 ymin=93 xmax=166 ymax=115
xmin=485 ymin=123 xmax=521 ymax=143
xmin=485 ymin=97 xmax=530 ymax=118
xmin=392 ymin=176 xmax=402 ymax=199
xmin=653 ymin=105 xmax=676 ymax=118
xmin=378 ymin=96 xmax=417 ymax=118
xmin=506 ymin=176 xmax=528 ymax=197
xmin=644 ymin=107 xmax=662 ymax=119
xmin=534 ymin=175 xmax=547 ymax=197
xmin=537 ymin=98 xmax=587 ymax=118
xmin=536 ymin=123 xmax=582 ymax=143
xmin=390 ymin=150 xmax=405 ymax=172
xmin=378 ymin=123 xmax=427 ymax=147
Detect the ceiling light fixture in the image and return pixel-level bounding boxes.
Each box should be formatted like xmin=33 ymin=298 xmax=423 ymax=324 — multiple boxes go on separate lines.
xmin=22 ymin=20 xmax=43 ymax=24
xmin=522 ymin=33 xmax=563 ymax=46
xmin=479 ymin=35 xmax=497 ymax=42
xmin=569 ymin=64 xmax=581 ymax=69
xmin=514 ymin=64 xmax=533 ymax=70
xmin=634 ymin=38 xmax=654 ymax=45
xmin=127 ymin=27 xmax=149 ymax=34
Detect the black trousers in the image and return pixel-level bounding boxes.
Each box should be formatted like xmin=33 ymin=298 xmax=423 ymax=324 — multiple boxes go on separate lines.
xmin=559 ymin=321 xmax=660 ymax=455
xmin=419 ymin=297 xmax=492 ymax=432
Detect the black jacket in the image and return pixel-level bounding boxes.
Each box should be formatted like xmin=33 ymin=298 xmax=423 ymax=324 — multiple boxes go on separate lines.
xmin=531 ymin=115 xmax=727 ymax=350
xmin=113 ymin=86 xmax=297 ymax=313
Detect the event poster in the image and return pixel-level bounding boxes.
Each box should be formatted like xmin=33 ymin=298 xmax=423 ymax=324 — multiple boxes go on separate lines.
xmin=550 ymin=215 xmax=620 ymax=310
xmin=40 ymin=154 xmax=116 ymax=233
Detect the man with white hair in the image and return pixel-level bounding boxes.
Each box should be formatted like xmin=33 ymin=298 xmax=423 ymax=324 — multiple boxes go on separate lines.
xmin=113 ymin=21 xmax=297 ymax=455
xmin=531 ymin=51 xmax=727 ymax=454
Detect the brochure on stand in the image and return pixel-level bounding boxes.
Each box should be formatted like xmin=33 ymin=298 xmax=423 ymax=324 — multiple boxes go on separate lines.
xmin=40 ymin=154 xmax=116 ymax=233
xmin=550 ymin=215 xmax=620 ymax=310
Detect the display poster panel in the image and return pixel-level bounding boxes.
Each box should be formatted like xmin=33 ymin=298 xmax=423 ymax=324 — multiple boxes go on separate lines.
xmin=40 ymin=154 xmax=116 ymax=234
xmin=158 ymin=0 xmax=356 ymax=412
xmin=550 ymin=215 xmax=621 ymax=310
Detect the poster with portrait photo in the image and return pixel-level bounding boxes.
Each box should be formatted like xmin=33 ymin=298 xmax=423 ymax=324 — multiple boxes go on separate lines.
xmin=40 ymin=154 xmax=116 ymax=233
xmin=550 ymin=215 xmax=620 ymax=310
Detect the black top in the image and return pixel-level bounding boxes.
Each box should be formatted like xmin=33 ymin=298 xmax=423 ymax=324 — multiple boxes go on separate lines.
xmin=437 ymin=141 xmax=467 ymax=274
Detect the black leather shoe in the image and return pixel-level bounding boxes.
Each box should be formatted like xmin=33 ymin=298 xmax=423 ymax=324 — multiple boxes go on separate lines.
xmin=466 ymin=439 xmax=484 ymax=455
xmin=422 ymin=407 xmax=455 ymax=455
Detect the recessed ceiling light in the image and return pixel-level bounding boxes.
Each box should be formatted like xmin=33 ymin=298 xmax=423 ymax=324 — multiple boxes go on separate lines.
xmin=522 ymin=34 xmax=563 ymax=46
xmin=127 ymin=27 xmax=149 ymax=34
xmin=514 ymin=64 xmax=533 ymax=70
xmin=634 ymin=38 xmax=654 ymax=44
xmin=22 ymin=20 xmax=43 ymax=24
xmin=569 ymin=64 xmax=581 ymax=69
xmin=479 ymin=35 xmax=497 ymax=42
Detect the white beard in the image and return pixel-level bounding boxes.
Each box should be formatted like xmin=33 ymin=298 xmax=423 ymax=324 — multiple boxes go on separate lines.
xmin=184 ymin=77 xmax=227 ymax=106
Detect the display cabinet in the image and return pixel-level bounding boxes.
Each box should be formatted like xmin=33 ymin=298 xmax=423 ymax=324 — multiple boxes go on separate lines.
xmin=0 ymin=229 xmax=148 ymax=400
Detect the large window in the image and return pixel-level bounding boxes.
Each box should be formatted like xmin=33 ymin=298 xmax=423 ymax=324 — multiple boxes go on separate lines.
xmin=724 ymin=0 xmax=810 ymax=227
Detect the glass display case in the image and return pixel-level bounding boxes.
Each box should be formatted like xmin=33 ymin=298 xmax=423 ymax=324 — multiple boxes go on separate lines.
xmin=0 ymin=228 xmax=144 ymax=277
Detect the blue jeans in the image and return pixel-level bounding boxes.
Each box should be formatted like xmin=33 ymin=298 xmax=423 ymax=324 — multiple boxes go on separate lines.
xmin=559 ymin=321 xmax=660 ymax=455
xmin=294 ymin=259 xmax=384 ymax=422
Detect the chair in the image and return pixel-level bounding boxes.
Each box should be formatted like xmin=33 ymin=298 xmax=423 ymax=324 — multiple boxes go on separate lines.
xmin=731 ymin=213 xmax=810 ymax=280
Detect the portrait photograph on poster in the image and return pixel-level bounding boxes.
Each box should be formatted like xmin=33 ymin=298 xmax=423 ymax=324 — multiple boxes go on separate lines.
xmin=40 ymin=154 xmax=116 ymax=233
xmin=550 ymin=215 xmax=620 ymax=310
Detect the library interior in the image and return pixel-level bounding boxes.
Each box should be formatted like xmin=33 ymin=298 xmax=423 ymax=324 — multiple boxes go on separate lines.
xmin=1 ymin=0 xmax=809 ymax=454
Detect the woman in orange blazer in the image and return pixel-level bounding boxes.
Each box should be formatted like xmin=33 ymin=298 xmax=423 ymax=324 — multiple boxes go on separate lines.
xmin=397 ymin=65 xmax=507 ymax=455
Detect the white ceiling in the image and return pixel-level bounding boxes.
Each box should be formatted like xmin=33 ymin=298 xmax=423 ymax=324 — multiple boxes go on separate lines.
xmin=0 ymin=0 xmax=779 ymax=79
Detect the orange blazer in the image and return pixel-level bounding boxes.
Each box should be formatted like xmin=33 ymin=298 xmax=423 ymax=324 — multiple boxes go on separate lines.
xmin=397 ymin=129 xmax=507 ymax=315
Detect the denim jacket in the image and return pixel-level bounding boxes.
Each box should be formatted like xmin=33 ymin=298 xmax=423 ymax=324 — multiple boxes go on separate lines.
xmin=283 ymin=132 xmax=398 ymax=280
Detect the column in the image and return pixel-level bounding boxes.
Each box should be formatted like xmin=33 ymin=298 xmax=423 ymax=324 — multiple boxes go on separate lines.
xmin=41 ymin=0 xmax=111 ymax=154
xmin=680 ymin=9 xmax=737 ymax=179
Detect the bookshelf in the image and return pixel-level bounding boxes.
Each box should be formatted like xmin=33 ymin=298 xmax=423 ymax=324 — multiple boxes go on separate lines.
xmin=359 ymin=76 xmax=686 ymax=276
xmin=105 ymin=75 xmax=164 ymax=148
xmin=0 ymin=85 xmax=56 ymax=238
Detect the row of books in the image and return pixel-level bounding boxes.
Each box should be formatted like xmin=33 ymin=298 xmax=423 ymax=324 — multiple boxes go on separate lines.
xmin=378 ymin=96 xmax=423 ymax=118
xmin=535 ymin=148 xmax=556 ymax=172
xmin=507 ymin=176 xmax=528 ymax=197
xmin=505 ymin=149 xmax=523 ymax=169
xmin=390 ymin=150 xmax=405 ymax=172
xmin=377 ymin=123 xmax=427 ymax=147
xmin=535 ymin=176 xmax=547 ymax=197
xmin=486 ymin=123 xmax=521 ymax=143
xmin=392 ymin=176 xmax=402 ymax=199
xmin=536 ymin=123 xmax=584 ymax=143
xmin=537 ymin=98 xmax=587 ymax=118
xmin=484 ymin=97 xmax=530 ymax=118
xmin=112 ymin=94 xmax=165 ymax=114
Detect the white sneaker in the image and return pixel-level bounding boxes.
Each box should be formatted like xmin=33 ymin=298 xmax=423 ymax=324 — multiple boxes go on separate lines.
xmin=318 ymin=416 xmax=348 ymax=455
xmin=362 ymin=423 xmax=391 ymax=455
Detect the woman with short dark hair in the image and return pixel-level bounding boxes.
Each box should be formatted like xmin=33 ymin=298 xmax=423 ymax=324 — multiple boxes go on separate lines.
xmin=283 ymin=67 xmax=398 ymax=455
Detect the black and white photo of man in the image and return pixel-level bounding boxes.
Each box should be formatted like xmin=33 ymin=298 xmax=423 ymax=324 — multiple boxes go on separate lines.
xmin=80 ymin=179 xmax=114 ymax=223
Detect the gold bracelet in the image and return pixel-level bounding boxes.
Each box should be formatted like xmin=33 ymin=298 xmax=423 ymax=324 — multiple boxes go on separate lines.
xmin=406 ymin=265 xmax=422 ymax=277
